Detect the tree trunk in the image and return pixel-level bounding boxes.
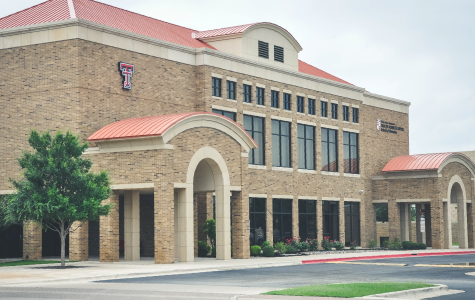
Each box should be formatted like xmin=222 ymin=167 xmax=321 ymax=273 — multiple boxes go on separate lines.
xmin=60 ymin=221 xmax=65 ymax=268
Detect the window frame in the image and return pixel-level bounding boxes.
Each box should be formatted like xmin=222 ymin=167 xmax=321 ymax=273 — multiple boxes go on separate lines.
xmin=212 ymin=77 xmax=222 ymax=97
xmin=272 ymin=119 xmax=291 ymax=168
xmin=283 ymin=93 xmax=291 ymax=111
xmin=321 ymin=101 xmax=328 ymax=117
xmin=343 ymin=131 xmax=359 ymax=174
xmin=343 ymin=105 xmax=349 ymax=121
xmin=227 ymin=80 xmax=236 ymax=100
xmin=352 ymin=107 xmax=359 ymax=123
xmin=344 ymin=201 xmax=361 ymax=246
xmin=271 ymin=90 xmax=280 ymax=108
xmin=298 ymin=124 xmax=315 ymax=170
xmin=256 ymin=87 xmax=265 ymax=105
xmin=243 ymin=84 xmax=252 ymax=103
xmin=273 ymin=198 xmax=292 ymax=243
xmin=250 ymin=197 xmax=267 ymax=246
xmin=308 ymin=98 xmax=316 ymax=115
xmin=244 ymin=115 xmax=265 ymax=165
xmin=211 ymin=109 xmax=236 ymax=121
xmin=299 ymin=200 xmax=317 ymax=241
xmin=321 ymin=128 xmax=338 ymax=172
xmin=297 ymin=96 xmax=304 ymax=113
xmin=322 ymin=200 xmax=339 ymax=241
xmin=331 ymin=103 xmax=338 ymax=119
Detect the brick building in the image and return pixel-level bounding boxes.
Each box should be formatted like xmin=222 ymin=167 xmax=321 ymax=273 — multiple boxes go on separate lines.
xmin=1 ymin=0 xmax=473 ymax=262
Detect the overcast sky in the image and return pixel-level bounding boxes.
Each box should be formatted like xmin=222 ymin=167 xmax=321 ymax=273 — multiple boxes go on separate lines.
xmin=3 ymin=0 xmax=475 ymax=155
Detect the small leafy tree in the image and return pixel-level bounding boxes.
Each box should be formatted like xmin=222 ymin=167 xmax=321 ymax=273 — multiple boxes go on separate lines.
xmin=203 ymin=219 xmax=216 ymax=248
xmin=375 ymin=204 xmax=388 ymax=223
xmin=3 ymin=130 xmax=112 ymax=268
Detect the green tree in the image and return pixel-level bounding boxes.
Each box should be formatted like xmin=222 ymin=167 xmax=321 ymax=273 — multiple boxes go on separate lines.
xmin=375 ymin=204 xmax=388 ymax=223
xmin=203 ymin=219 xmax=216 ymax=248
xmin=3 ymin=130 xmax=112 ymax=268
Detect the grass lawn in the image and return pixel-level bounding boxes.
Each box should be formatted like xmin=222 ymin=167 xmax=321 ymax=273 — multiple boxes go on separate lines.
xmin=0 ymin=260 xmax=62 ymax=267
xmin=263 ymin=282 xmax=435 ymax=298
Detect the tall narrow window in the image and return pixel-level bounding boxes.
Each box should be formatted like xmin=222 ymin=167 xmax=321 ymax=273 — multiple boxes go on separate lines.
xmin=274 ymin=45 xmax=284 ymax=63
xmin=352 ymin=107 xmax=359 ymax=123
xmin=299 ymin=200 xmax=317 ymax=241
xmin=227 ymin=81 xmax=236 ymax=100
xmin=343 ymin=131 xmax=359 ymax=174
xmin=258 ymin=41 xmax=269 ymax=59
xmin=244 ymin=115 xmax=265 ymax=165
xmin=256 ymin=87 xmax=265 ymax=105
xmin=298 ymin=124 xmax=315 ymax=170
xmin=297 ymin=96 xmax=304 ymax=113
xmin=271 ymin=90 xmax=279 ymax=108
xmin=345 ymin=202 xmax=360 ymax=246
xmin=250 ymin=198 xmax=266 ymax=246
xmin=322 ymin=201 xmax=339 ymax=241
xmin=321 ymin=128 xmax=338 ymax=172
xmin=331 ymin=103 xmax=338 ymax=119
xmin=212 ymin=109 xmax=236 ymax=121
xmin=272 ymin=120 xmax=291 ymax=168
xmin=283 ymin=93 xmax=291 ymax=110
xmin=212 ymin=77 xmax=221 ymax=97
xmin=321 ymin=101 xmax=328 ymax=117
xmin=343 ymin=105 xmax=349 ymax=121
xmin=243 ymin=84 xmax=252 ymax=103
xmin=308 ymin=98 xmax=316 ymax=115
xmin=273 ymin=198 xmax=292 ymax=243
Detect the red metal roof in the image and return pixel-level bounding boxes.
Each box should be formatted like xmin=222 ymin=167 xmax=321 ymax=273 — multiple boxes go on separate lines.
xmin=88 ymin=112 xmax=255 ymax=146
xmin=298 ymin=60 xmax=353 ymax=86
xmin=382 ymin=153 xmax=461 ymax=172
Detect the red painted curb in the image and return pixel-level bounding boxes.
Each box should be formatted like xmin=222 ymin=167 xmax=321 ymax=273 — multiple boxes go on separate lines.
xmin=301 ymin=251 xmax=475 ymax=264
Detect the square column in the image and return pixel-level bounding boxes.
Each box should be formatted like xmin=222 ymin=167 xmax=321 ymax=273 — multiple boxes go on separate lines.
xmin=177 ymin=187 xmax=194 ymax=262
xmin=430 ymin=201 xmax=444 ymax=249
xmin=339 ymin=200 xmax=345 ymax=243
xmin=444 ymin=202 xmax=452 ymax=248
xmin=100 ymin=191 xmax=120 ymax=262
xmin=400 ymin=203 xmax=411 ymax=241
xmin=124 ymin=190 xmax=140 ymax=261
xmin=266 ymin=195 xmax=273 ymax=245
xmin=317 ymin=200 xmax=323 ymax=250
xmin=468 ymin=203 xmax=475 ymax=248
xmin=23 ymin=221 xmax=42 ymax=260
xmin=292 ymin=196 xmax=299 ymax=239
xmin=457 ymin=200 xmax=468 ymax=249
xmin=69 ymin=221 xmax=88 ymax=261
xmin=232 ymin=190 xmax=250 ymax=259
xmin=215 ymin=185 xmax=231 ymax=260
xmin=388 ymin=199 xmax=401 ymax=241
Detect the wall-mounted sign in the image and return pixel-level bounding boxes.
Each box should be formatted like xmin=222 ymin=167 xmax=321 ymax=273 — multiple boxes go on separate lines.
xmin=377 ymin=119 xmax=404 ymax=134
xmin=118 ymin=62 xmax=134 ymax=90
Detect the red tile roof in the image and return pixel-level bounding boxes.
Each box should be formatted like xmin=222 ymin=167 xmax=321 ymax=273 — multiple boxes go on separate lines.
xmin=0 ymin=0 xmax=352 ymax=85
xmin=382 ymin=152 xmax=464 ymax=172
xmin=88 ymin=112 xmax=255 ymax=145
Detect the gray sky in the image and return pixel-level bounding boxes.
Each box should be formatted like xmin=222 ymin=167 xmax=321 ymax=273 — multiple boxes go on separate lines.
xmin=3 ymin=0 xmax=475 ymax=155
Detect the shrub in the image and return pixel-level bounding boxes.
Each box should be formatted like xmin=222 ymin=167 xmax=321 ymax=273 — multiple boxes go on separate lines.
xmin=332 ymin=240 xmax=345 ymax=250
xmin=388 ymin=237 xmax=403 ymax=250
xmin=368 ymin=240 xmax=377 ymax=249
xmin=273 ymin=242 xmax=286 ymax=254
xmin=285 ymin=245 xmax=298 ymax=253
xmin=203 ymin=219 xmax=216 ymax=248
xmin=298 ymin=241 xmax=310 ymax=252
xmin=321 ymin=237 xmax=332 ymax=251
xmin=262 ymin=246 xmax=275 ymax=257
xmin=308 ymin=239 xmax=319 ymax=251
xmin=250 ymin=245 xmax=261 ymax=256
xmin=382 ymin=239 xmax=390 ymax=249
xmin=211 ymin=247 xmax=216 ymax=257
xmin=262 ymin=241 xmax=271 ymax=248
xmin=402 ymin=241 xmax=413 ymax=249
xmin=418 ymin=243 xmax=427 ymax=249
xmin=349 ymin=242 xmax=357 ymax=250
xmin=198 ymin=241 xmax=211 ymax=257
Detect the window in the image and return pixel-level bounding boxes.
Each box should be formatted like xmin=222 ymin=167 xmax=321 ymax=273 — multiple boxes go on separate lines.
xmin=299 ymin=200 xmax=317 ymax=240
xmin=258 ymin=41 xmax=269 ymax=59
xmin=212 ymin=77 xmax=221 ymax=97
xmin=271 ymin=90 xmax=279 ymax=108
xmin=322 ymin=201 xmax=339 ymax=241
xmin=273 ymin=199 xmax=292 ymax=243
xmin=298 ymin=124 xmax=315 ymax=170
xmin=283 ymin=93 xmax=291 ymax=111
xmin=243 ymin=84 xmax=252 ymax=103
xmin=321 ymin=128 xmax=338 ymax=172
xmin=256 ymin=87 xmax=265 ymax=105
xmin=331 ymin=103 xmax=338 ymax=119
xmin=343 ymin=105 xmax=349 ymax=121
xmin=250 ymin=198 xmax=266 ymax=246
xmin=352 ymin=107 xmax=359 ymax=123
xmin=297 ymin=96 xmax=304 ymax=113
xmin=272 ymin=120 xmax=291 ymax=167
xmin=227 ymin=80 xmax=236 ymax=100
xmin=274 ymin=45 xmax=284 ymax=63
xmin=345 ymin=202 xmax=360 ymax=246
xmin=308 ymin=98 xmax=316 ymax=115
xmin=212 ymin=109 xmax=236 ymax=121
xmin=321 ymin=101 xmax=328 ymax=117
xmin=244 ymin=115 xmax=265 ymax=165
xmin=343 ymin=132 xmax=359 ymax=174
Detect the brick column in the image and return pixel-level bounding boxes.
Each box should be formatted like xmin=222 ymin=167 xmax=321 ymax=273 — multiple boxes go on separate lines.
xmin=154 ymin=149 xmax=175 ymax=264
xmin=339 ymin=200 xmax=345 ymax=243
xmin=400 ymin=203 xmax=410 ymax=241
xmin=416 ymin=204 xmax=422 ymax=243
xmin=444 ymin=201 xmax=452 ymax=249
xmin=467 ymin=203 xmax=475 ymax=248
xmin=359 ymin=200 xmax=367 ymax=247
xmin=69 ymin=221 xmax=88 ymax=261
xmin=100 ymin=190 xmax=119 ymax=262
xmin=388 ymin=199 xmax=401 ymax=241
xmin=266 ymin=195 xmax=273 ymax=245
xmin=317 ymin=200 xmax=323 ymax=250
xmin=430 ymin=201 xmax=444 ymax=249
xmin=292 ymin=196 xmax=299 ymax=239
xmin=23 ymin=221 xmax=42 ymax=260
xmin=232 ymin=190 xmax=250 ymax=259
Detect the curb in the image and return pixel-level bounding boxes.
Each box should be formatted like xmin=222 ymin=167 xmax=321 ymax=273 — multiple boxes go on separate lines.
xmin=302 ymin=251 xmax=475 ymax=264
xmin=362 ymin=284 xmax=447 ymax=299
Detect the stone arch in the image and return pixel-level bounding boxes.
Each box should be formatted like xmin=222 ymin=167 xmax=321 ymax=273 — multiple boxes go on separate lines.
xmin=445 ymin=175 xmax=469 ymax=249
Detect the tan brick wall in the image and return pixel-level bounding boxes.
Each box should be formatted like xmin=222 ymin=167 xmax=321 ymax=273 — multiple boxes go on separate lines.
xmin=100 ymin=191 xmax=120 ymax=262
xmin=23 ymin=221 xmax=42 ymax=260
xmin=69 ymin=221 xmax=89 ymax=261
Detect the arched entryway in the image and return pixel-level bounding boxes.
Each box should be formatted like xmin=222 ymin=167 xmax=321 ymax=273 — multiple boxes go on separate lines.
xmin=445 ymin=176 xmax=468 ymax=249
xmin=174 ymin=147 xmax=231 ymax=262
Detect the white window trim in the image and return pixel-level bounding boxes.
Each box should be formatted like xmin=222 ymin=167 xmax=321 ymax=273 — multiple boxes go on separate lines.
xmin=272 ymin=166 xmax=293 ymax=172
xmin=212 ymin=105 xmax=237 ymax=112
xmin=211 ymin=73 xmax=223 ymax=78
xmin=321 ymin=171 xmax=340 ymax=176
xmin=248 ymin=164 xmax=267 ymax=170
xmin=271 ymin=115 xmax=292 ymax=122
xmin=343 ymin=128 xmax=359 ymax=133
xmin=226 ymin=76 xmax=237 ymax=82
xmin=298 ymin=169 xmax=317 ymax=174
xmin=272 ymin=195 xmax=294 ymax=199
xmin=244 ymin=110 xmax=266 ymax=117
xmin=321 ymin=124 xmax=338 ymax=130
xmin=297 ymin=120 xmax=317 ymax=126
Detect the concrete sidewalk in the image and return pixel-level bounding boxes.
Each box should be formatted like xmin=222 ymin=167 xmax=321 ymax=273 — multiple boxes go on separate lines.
xmin=1 ymin=248 xmax=474 ymax=287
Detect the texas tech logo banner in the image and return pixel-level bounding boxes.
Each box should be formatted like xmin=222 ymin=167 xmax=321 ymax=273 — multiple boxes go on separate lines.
xmin=118 ymin=62 xmax=134 ymax=90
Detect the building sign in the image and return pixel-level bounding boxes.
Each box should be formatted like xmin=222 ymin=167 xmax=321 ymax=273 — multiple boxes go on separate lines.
xmin=377 ymin=119 xmax=404 ymax=134
xmin=118 ymin=62 xmax=134 ymax=90
xmin=420 ymin=210 xmax=425 ymax=233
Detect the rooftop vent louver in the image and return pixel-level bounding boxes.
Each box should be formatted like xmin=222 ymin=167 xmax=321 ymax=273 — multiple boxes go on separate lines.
xmin=274 ymin=45 xmax=284 ymax=63
xmin=258 ymin=41 xmax=269 ymax=59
